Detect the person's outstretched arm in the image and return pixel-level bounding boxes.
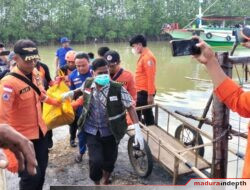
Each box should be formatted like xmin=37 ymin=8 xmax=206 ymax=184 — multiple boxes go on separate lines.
xmin=194 ymin=37 xmax=250 ymax=117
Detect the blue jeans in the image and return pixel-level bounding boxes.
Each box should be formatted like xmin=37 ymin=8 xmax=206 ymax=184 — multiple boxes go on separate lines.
xmin=78 ymin=129 xmax=87 ymax=154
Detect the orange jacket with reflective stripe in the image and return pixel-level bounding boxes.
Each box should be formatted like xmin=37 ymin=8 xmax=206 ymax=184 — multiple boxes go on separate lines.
xmin=135 ymin=47 xmax=156 ymax=95
xmin=215 ymin=77 xmax=250 ymax=178
xmin=0 ymin=66 xmax=47 ymax=140
xmin=112 ymin=68 xmax=137 ymax=101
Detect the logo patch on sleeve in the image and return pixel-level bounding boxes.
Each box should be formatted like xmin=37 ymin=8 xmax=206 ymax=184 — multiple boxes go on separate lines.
xmin=2 ymin=93 xmax=10 ymax=101
xmin=3 ymin=85 xmax=13 ymax=93
xmin=84 ymin=88 xmax=91 ymax=95
xmin=147 ymin=60 xmax=153 ymax=66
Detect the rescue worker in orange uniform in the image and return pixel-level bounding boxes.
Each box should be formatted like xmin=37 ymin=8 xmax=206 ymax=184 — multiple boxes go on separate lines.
xmin=0 ymin=39 xmax=60 ymax=190
xmin=129 ymin=34 xmax=157 ymax=125
xmin=104 ymin=50 xmax=136 ymax=125
xmin=193 ymin=36 xmax=250 ymax=178
xmin=104 ymin=50 xmax=136 ymax=100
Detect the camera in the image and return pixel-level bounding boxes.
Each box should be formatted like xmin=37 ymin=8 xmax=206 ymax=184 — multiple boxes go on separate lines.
xmin=170 ymin=38 xmax=201 ymax=57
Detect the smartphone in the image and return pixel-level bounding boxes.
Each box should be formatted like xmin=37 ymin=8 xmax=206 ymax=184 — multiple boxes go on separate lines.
xmin=170 ymin=39 xmax=201 ymax=57
xmin=0 ymin=50 xmax=10 ymax=56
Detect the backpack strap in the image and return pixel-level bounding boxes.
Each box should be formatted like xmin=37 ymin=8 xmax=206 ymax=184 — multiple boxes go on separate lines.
xmin=8 ymin=72 xmax=41 ymax=96
xmin=112 ymin=68 xmax=124 ymax=81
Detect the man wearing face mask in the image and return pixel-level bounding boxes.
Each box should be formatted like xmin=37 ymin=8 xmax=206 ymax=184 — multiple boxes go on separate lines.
xmin=129 ymin=34 xmax=157 ymax=126
xmin=61 ymin=58 xmax=144 ymax=185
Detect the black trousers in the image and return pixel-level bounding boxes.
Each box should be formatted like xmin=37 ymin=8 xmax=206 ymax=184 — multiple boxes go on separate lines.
xmin=19 ymin=131 xmax=48 ymax=190
xmin=86 ymin=132 xmax=118 ymax=181
xmin=69 ymin=115 xmax=79 ymax=141
xmin=136 ymin=90 xmax=155 ymax=125
xmin=46 ymin=130 xmax=53 ymax=145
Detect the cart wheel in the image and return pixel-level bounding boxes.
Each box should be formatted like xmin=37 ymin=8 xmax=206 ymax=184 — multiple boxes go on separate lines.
xmin=174 ymin=124 xmax=205 ymax=157
xmin=127 ymin=136 xmax=153 ymax=178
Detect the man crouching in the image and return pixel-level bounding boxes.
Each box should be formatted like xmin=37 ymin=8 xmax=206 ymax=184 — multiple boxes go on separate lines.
xmin=61 ymin=58 xmax=144 ymax=185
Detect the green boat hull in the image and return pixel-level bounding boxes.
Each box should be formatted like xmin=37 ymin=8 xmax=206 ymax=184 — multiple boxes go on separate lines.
xmin=205 ymin=40 xmax=234 ymax=47
xmin=167 ymin=29 xmax=235 ymax=47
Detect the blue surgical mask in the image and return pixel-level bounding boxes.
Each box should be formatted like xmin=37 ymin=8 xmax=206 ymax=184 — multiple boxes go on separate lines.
xmin=94 ymin=74 xmax=110 ymax=86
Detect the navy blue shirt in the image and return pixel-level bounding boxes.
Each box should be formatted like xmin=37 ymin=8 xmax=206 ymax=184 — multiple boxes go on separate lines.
xmin=68 ymin=69 xmax=92 ymax=116
xmin=56 ymin=47 xmax=72 ymax=68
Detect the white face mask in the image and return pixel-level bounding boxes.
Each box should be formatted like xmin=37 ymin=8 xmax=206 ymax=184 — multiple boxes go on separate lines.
xmin=131 ymin=48 xmax=137 ymax=55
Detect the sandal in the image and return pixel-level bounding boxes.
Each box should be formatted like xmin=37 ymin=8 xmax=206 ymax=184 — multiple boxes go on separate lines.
xmin=75 ymin=153 xmax=83 ymax=163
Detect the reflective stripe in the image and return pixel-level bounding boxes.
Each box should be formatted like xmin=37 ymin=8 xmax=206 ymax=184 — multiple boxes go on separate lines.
xmin=108 ymin=111 xmax=126 ymax=121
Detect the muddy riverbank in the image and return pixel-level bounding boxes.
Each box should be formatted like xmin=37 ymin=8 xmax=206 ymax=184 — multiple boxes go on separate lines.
xmin=6 ymin=125 xmax=197 ymax=190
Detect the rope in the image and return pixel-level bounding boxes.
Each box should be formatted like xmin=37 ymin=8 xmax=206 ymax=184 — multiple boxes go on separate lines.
xmin=234 ymin=65 xmax=243 ymax=86
xmin=212 ymin=124 xmax=232 ymax=143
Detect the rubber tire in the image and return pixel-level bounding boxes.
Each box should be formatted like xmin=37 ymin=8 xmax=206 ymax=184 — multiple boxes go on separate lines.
xmin=206 ymin=32 xmax=212 ymax=39
xmin=127 ymin=136 xmax=153 ymax=178
xmin=226 ymin=35 xmax=231 ymax=41
xmin=174 ymin=124 xmax=205 ymax=157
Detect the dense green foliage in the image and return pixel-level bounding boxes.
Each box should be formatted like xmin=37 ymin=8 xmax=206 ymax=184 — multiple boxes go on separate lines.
xmin=0 ymin=0 xmax=250 ymax=44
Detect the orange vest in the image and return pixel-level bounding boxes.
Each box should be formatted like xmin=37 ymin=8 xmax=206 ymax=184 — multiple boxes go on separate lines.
xmin=135 ymin=47 xmax=156 ymax=95
xmin=112 ymin=68 xmax=137 ymax=101
xmin=0 ymin=66 xmax=47 ymax=140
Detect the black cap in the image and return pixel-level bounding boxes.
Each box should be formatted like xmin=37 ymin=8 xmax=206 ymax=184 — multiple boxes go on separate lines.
xmin=104 ymin=50 xmax=120 ymax=64
xmin=241 ymin=25 xmax=250 ymax=41
xmin=14 ymin=39 xmax=39 ymax=61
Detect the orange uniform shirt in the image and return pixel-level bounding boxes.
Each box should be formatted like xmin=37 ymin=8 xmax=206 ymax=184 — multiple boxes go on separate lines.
xmin=112 ymin=68 xmax=136 ymax=101
xmin=215 ymin=77 xmax=250 ymax=178
xmin=0 ymin=66 xmax=47 ymax=140
xmin=135 ymin=47 xmax=156 ymax=95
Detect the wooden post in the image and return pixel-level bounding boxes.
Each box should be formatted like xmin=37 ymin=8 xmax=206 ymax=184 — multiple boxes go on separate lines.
xmin=173 ymin=156 xmax=179 ymax=185
xmin=0 ymin=169 xmax=6 ymax=190
xmin=155 ymin=104 xmax=159 ymax=126
xmin=211 ymin=52 xmax=232 ymax=178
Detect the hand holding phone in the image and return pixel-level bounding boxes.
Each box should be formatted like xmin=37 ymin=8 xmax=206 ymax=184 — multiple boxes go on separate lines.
xmin=170 ymin=39 xmax=201 ymax=57
xmin=0 ymin=50 xmax=10 ymax=56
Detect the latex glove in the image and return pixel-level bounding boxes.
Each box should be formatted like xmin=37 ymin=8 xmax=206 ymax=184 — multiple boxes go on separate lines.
xmin=61 ymin=91 xmax=74 ymax=102
xmin=130 ymin=123 xmax=144 ymax=150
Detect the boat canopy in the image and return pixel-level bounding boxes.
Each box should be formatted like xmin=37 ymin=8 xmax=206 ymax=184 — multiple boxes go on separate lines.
xmin=202 ymin=16 xmax=250 ymax=21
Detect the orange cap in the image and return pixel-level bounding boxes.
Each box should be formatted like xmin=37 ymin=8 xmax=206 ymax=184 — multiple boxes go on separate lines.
xmin=65 ymin=50 xmax=76 ymax=62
